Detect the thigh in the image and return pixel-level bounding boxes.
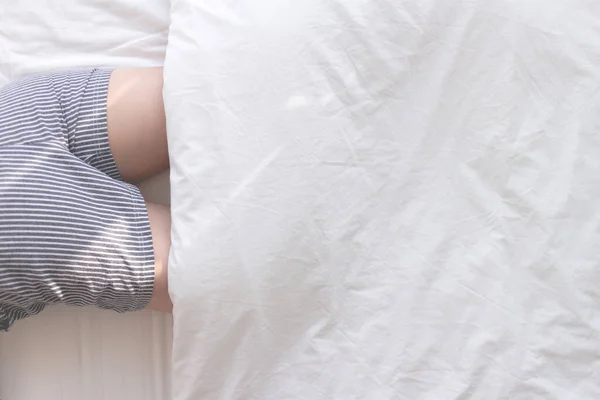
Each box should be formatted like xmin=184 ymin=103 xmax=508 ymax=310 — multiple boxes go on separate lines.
xmin=0 ymin=144 xmax=156 ymax=331
xmin=107 ymin=67 xmax=169 ymax=183
xmin=146 ymin=202 xmax=173 ymax=313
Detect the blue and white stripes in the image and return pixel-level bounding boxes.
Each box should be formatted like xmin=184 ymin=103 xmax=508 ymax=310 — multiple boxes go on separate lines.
xmin=0 ymin=69 xmax=155 ymax=331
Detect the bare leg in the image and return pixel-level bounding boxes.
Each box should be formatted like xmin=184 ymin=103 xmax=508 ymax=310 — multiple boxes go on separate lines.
xmin=107 ymin=67 xmax=173 ymax=313
xmin=145 ymin=203 xmax=172 ymax=312
xmin=107 ymin=67 xmax=169 ymax=183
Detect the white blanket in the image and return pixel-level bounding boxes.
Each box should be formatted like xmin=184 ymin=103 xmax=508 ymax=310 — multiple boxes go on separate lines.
xmin=165 ymin=0 xmax=600 ymax=399
xmin=0 ymin=1 xmax=172 ymax=399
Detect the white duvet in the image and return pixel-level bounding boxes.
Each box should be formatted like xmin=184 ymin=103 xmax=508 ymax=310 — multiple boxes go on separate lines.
xmin=165 ymin=0 xmax=600 ymax=399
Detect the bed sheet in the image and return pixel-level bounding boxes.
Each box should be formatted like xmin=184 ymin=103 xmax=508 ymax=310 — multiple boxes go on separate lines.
xmin=165 ymin=0 xmax=600 ymax=399
xmin=0 ymin=1 xmax=173 ymax=400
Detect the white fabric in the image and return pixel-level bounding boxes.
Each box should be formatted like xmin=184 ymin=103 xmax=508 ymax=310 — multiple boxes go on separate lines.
xmin=165 ymin=0 xmax=600 ymax=399
xmin=0 ymin=1 xmax=172 ymax=399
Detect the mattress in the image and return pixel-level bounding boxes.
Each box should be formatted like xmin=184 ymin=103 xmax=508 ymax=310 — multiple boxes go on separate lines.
xmin=0 ymin=1 xmax=173 ymax=399
xmin=165 ymin=0 xmax=600 ymax=399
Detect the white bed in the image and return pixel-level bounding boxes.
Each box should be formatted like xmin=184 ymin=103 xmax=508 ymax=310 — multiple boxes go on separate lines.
xmin=165 ymin=0 xmax=600 ymax=399
xmin=3 ymin=0 xmax=600 ymax=399
xmin=0 ymin=1 xmax=172 ymax=399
